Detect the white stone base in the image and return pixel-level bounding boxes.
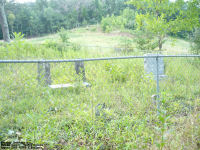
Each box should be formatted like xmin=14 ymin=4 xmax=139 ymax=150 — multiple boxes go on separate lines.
xmin=49 ymin=84 xmax=74 ymax=89
xmin=49 ymin=82 xmax=91 ymax=89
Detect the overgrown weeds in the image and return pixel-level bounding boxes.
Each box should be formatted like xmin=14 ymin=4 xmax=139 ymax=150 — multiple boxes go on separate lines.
xmin=0 ymin=32 xmax=199 ymax=149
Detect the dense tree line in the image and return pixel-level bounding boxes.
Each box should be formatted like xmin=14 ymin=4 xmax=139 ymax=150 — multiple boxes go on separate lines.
xmin=0 ymin=0 xmax=199 ymax=43
xmin=0 ymin=0 xmax=128 ymax=39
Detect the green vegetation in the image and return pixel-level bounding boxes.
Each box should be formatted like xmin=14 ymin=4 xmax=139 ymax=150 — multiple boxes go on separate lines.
xmin=127 ymin=0 xmax=199 ymax=51
xmin=101 ymin=8 xmax=136 ymax=33
xmin=26 ymin=26 xmax=191 ymax=54
xmin=0 ymin=0 xmax=199 ymax=148
xmin=1 ymin=0 xmax=128 ymax=39
xmin=191 ymin=28 xmax=200 ymax=55
xmin=0 ymin=28 xmax=199 ymax=149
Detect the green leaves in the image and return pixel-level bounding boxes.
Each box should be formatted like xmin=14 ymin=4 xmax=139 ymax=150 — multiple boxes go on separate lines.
xmin=101 ymin=14 xmax=128 ymax=33
xmin=100 ymin=8 xmax=136 ymax=33
xmin=128 ymin=0 xmax=199 ymax=50
xmin=58 ymin=28 xmax=70 ymax=43
xmin=13 ymin=32 xmax=24 ymax=41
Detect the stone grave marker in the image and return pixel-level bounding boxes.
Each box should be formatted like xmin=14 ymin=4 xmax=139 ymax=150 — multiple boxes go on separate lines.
xmin=75 ymin=61 xmax=91 ymax=87
xmin=144 ymin=54 xmax=166 ymax=80
xmin=75 ymin=61 xmax=86 ymax=82
xmin=37 ymin=63 xmax=52 ymax=86
xmin=42 ymin=61 xmax=91 ymax=89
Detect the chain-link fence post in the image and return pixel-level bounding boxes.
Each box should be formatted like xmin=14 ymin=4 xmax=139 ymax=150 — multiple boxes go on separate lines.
xmin=156 ymin=55 xmax=160 ymax=113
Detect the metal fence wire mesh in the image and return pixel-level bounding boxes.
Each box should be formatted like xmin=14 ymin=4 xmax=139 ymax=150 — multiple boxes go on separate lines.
xmin=0 ymin=55 xmax=200 ymax=149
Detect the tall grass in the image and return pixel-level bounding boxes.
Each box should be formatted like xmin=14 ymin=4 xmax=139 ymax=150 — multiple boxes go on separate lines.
xmin=0 ymin=33 xmax=199 ymax=149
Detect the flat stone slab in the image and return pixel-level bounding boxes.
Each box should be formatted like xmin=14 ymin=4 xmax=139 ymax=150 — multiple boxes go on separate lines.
xmin=49 ymin=84 xmax=74 ymax=89
xmin=49 ymin=82 xmax=91 ymax=89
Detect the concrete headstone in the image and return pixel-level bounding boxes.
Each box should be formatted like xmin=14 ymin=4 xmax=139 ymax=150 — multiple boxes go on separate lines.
xmin=75 ymin=61 xmax=91 ymax=87
xmin=144 ymin=54 xmax=166 ymax=80
xmin=37 ymin=63 xmax=52 ymax=86
xmin=75 ymin=61 xmax=86 ymax=82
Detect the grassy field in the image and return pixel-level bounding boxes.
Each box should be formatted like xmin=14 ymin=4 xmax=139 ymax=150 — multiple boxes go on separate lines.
xmin=0 ymin=27 xmax=199 ymax=149
xmin=28 ymin=25 xmax=191 ymax=55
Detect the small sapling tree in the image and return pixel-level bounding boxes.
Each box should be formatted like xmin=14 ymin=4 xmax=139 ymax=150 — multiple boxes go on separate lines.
xmin=128 ymin=0 xmax=199 ymax=51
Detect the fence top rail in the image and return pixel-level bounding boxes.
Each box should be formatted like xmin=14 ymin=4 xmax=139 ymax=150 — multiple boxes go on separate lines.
xmin=0 ymin=55 xmax=200 ymax=63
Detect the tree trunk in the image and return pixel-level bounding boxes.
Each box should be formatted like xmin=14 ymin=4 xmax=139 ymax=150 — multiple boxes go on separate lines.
xmin=158 ymin=37 xmax=162 ymax=51
xmin=0 ymin=1 xmax=10 ymax=42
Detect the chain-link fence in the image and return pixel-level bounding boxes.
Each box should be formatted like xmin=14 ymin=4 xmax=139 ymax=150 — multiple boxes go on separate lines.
xmin=0 ymin=55 xmax=200 ymax=149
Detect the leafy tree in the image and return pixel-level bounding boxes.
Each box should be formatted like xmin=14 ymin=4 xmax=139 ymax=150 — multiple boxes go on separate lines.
xmin=121 ymin=8 xmax=136 ymax=29
xmin=8 ymin=12 xmax=15 ymax=34
xmin=36 ymin=0 xmax=48 ymax=11
xmin=187 ymin=0 xmax=200 ymax=28
xmin=191 ymin=28 xmax=200 ymax=55
xmin=128 ymin=0 xmax=199 ymax=51
xmin=101 ymin=8 xmax=136 ymax=33
xmin=189 ymin=0 xmax=200 ymax=54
